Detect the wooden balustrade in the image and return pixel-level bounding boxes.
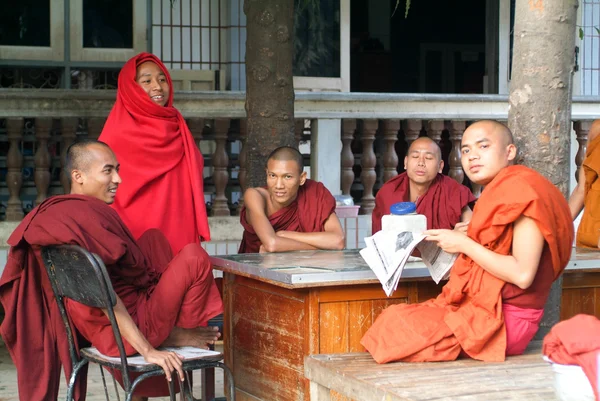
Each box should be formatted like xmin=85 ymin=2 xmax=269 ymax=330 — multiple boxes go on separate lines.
xmin=0 ymin=116 xmax=593 ymax=221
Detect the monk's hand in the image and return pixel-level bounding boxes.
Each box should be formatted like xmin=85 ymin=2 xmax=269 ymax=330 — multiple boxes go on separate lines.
xmin=143 ymin=348 xmax=185 ymax=383
xmin=423 ymin=229 xmax=468 ymax=254
xmin=453 ymin=221 xmax=470 ymax=235
xmin=259 ymin=244 xmax=266 ymax=253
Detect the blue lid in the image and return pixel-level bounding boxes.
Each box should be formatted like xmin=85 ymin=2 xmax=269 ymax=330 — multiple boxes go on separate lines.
xmin=390 ymin=202 xmax=417 ymax=215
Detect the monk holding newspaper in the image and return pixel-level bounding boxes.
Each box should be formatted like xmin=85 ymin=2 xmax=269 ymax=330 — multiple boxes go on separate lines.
xmin=361 ymin=120 xmax=573 ymax=362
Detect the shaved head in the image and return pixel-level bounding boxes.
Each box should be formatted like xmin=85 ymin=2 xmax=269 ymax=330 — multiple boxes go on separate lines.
xmin=465 ymin=120 xmax=514 ymax=146
xmin=65 ymin=139 xmax=113 ymax=175
xmin=408 ymin=137 xmax=442 ymax=161
xmin=267 ymin=146 xmax=304 ymax=173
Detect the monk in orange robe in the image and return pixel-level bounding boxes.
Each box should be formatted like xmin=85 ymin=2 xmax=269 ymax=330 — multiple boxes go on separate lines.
xmin=372 ymin=137 xmax=476 ymax=234
xmin=0 ymin=140 xmax=223 ymax=401
xmin=239 ymin=146 xmax=345 ymax=253
xmin=569 ymin=119 xmax=600 ymax=248
xmin=361 ymin=120 xmax=573 ymax=363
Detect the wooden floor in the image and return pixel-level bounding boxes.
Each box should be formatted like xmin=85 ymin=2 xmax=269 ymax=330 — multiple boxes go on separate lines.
xmin=305 ymin=342 xmax=557 ymax=401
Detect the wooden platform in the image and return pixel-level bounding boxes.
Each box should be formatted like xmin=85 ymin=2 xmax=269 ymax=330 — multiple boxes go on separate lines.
xmin=304 ymin=343 xmax=557 ymax=401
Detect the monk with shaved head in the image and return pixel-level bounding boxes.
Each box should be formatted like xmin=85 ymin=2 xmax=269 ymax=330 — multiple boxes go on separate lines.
xmin=239 ymin=146 xmax=345 ymax=253
xmin=362 ymin=120 xmax=573 ymax=363
xmin=1 ymin=139 xmax=223 ymax=400
xmin=372 ymin=136 xmax=476 ymax=234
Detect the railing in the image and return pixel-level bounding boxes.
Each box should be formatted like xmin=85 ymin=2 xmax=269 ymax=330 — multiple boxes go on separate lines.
xmin=0 ymin=90 xmax=598 ymax=221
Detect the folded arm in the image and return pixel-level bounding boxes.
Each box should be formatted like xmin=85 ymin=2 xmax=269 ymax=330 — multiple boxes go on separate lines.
xmin=244 ymin=188 xmax=318 ymax=252
xmin=275 ymin=213 xmax=345 ymax=250
xmin=424 ymin=215 xmax=545 ymax=289
xmin=101 ymin=297 xmax=184 ymax=382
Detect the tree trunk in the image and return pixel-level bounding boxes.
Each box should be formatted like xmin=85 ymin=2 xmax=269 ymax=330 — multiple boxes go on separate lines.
xmin=508 ymin=0 xmax=578 ymax=338
xmin=244 ymin=0 xmax=296 ymax=188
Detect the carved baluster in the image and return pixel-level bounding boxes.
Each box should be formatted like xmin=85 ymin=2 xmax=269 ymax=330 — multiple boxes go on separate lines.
xmin=60 ymin=118 xmax=79 ymax=194
xmin=341 ymin=119 xmax=357 ymax=196
xmin=381 ymin=119 xmax=400 ymax=183
xmin=211 ymin=119 xmax=230 ymax=216
xmin=427 ymin=120 xmax=444 ymax=145
xmin=404 ymin=119 xmax=422 ymax=149
xmin=360 ymin=119 xmax=378 ymax=215
xmin=574 ymin=120 xmax=592 ymax=182
xmin=33 ymin=118 xmax=53 ymax=205
xmin=238 ymin=119 xmax=248 ymax=211
xmin=187 ymin=118 xmax=205 ymax=147
xmin=87 ymin=117 xmax=105 ymax=140
xmin=295 ymin=119 xmax=304 ymax=147
xmin=448 ymin=120 xmax=466 ymax=184
xmin=6 ymin=118 xmax=24 ymax=220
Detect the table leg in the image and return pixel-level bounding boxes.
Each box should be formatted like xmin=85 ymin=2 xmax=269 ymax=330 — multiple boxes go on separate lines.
xmin=310 ymin=382 xmax=332 ymax=401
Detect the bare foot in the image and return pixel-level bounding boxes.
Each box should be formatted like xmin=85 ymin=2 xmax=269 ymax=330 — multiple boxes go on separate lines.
xmin=163 ymin=326 xmax=221 ymax=349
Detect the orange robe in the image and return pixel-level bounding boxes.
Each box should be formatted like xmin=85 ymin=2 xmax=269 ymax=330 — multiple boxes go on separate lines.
xmin=361 ymin=165 xmax=573 ymax=363
xmin=3 ymin=195 xmax=223 ymax=397
xmin=577 ymin=132 xmax=600 ymax=247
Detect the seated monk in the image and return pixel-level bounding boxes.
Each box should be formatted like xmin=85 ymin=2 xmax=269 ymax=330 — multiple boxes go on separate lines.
xmin=568 ymin=119 xmax=600 ymax=248
xmin=361 ymin=120 xmax=573 ymax=363
xmin=239 ymin=146 xmax=345 ymax=253
xmin=371 ymin=136 xmax=476 ymax=234
xmin=0 ymin=139 xmax=223 ymax=401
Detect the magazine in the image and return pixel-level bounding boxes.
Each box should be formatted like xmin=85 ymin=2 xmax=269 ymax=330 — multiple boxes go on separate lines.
xmin=360 ymin=230 xmax=456 ymax=296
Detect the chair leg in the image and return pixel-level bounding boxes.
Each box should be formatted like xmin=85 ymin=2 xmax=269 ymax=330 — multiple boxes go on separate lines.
xmin=201 ymin=366 xmax=215 ymax=401
xmin=66 ymin=359 xmax=89 ymax=401
xmin=98 ymin=365 xmax=113 ymax=401
xmin=217 ymin=362 xmax=235 ymax=401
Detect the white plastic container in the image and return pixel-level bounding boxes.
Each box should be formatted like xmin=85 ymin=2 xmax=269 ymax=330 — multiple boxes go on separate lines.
xmin=381 ymin=202 xmax=427 ymax=234
xmin=543 ymin=356 xmax=595 ymax=401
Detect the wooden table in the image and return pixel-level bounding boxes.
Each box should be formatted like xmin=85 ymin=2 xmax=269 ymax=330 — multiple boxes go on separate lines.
xmin=210 ymin=248 xmax=600 ymax=401
xmin=304 ymin=342 xmax=556 ymax=401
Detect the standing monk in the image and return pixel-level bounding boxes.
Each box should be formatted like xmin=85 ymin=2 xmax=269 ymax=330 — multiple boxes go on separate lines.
xmin=569 ymin=119 xmax=600 ymax=248
xmin=361 ymin=120 xmax=573 ymax=363
xmin=0 ymin=140 xmax=223 ymax=401
xmin=371 ymin=137 xmax=476 ymax=234
xmin=99 ymin=53 xmax=209 ymax=254
xmin=239 ymin=146 xmax=345 ymax=253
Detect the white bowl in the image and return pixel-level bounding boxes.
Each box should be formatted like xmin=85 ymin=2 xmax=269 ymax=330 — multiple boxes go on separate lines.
xmin=543 ymin=356 xmax=595 ymax=401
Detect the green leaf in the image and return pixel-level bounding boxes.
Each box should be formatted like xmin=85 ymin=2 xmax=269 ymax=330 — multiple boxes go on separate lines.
xmin=392 ymin=0 xmax=411 ymax=18
xmin=579 ymin=27 xmax=584 ymax=40
xmin=596 ymin=27 xmax=600 ymax=35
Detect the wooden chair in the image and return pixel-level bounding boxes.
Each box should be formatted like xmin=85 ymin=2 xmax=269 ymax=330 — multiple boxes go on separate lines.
xmin=41 ymin=244 xmax=235 ymax=401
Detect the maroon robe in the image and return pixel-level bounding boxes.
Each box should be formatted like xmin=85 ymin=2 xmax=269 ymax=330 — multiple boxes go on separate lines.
xmin=238 ymin=179 xmax=336 ymax=253
xmin=0 ymin=195 xmax=223 ymax=398
xmin=372 ymin=173 xmax=476 ymax=233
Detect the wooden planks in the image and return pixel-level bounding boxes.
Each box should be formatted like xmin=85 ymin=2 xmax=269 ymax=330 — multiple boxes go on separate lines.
xmin=561 ymin=271 xmax=600 ymax=320
xmin=305 ymin=344 xmax=557 ymax=401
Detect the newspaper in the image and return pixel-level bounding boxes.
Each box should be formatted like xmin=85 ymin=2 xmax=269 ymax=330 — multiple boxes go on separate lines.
xmin=360 ymin=230 xmax=457 ymax=296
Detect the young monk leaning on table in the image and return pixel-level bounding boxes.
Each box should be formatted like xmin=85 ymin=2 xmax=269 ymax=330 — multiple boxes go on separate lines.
xmin=238 ymin=146 xmax=345 ymax=253
xmin=361 ymin=120 xmax=574 ymax=363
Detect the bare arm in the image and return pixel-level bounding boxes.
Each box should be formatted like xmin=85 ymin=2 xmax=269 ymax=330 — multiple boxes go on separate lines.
xmin=275 ymin=213 xmax=346 ymax=250
xmin=568 ymin=165 xmax=585 ymax=220
xmin=453 ymin=205 xmax=473 ymax=234
xmin=424 ymin=215 xmax=545 ymax=289
xmin=244 ymin=188 xmax=318 ymax=252
xmin=102 ymin=297 xmax=184 ymax=382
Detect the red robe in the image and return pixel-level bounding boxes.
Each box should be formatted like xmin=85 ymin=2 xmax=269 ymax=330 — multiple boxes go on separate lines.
xmin=238 ymin=179 xmax=336 ymax=253
xmin=0 ymin=195 xmax=223 ymax=398
xmin=372 ymin=173 xmax=476 ymax=233
xmin=98 ymin=52 xmax=209 ymax=255
xmin=361 ymin=166 xmax=573 ymax=363
xmin=543 ymin=314 xmax=600 ymax=401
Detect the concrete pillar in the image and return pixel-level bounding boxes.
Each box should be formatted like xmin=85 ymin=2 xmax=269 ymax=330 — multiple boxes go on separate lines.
xmin=311 ymin=118 xmax=342 ymax=195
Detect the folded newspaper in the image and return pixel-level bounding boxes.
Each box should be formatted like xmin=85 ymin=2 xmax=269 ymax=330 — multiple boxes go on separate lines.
xmin=360 ymin=230 xmax=457 ymax=296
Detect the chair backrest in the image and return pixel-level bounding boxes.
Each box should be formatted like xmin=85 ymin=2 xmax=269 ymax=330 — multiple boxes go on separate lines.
xmin=41 ymin=245 xmax=133 ymax=390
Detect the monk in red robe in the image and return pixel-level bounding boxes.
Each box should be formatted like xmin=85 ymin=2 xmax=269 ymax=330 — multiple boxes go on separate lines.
xmin=569 ymin=119 xmax=600 ymax=247
xmin=99 ymin=53 xmax=209 ymax=255
xmin=361 ymin=120 xmax=573 ymax=363
xmin=0 ymin=140 xmax=223 ymax=401
xmin=372 ymin=137 xmax=476 ymax=234
xmin=239 ymin=146 xmax=345 ymax=253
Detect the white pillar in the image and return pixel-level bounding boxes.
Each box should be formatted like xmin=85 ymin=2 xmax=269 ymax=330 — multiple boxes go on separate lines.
xmin=311 ymin=119 xmax=342 ymax=195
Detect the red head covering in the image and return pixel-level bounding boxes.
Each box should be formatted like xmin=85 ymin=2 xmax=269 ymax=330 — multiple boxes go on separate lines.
xmin=99 ymin=52 xmax=210 ymax=254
